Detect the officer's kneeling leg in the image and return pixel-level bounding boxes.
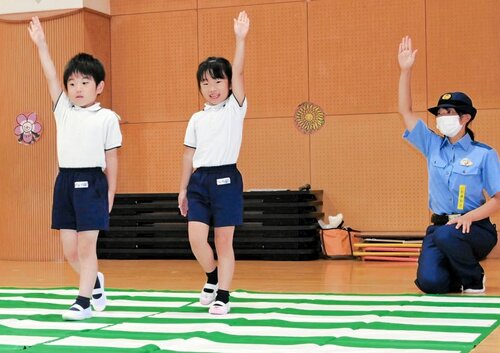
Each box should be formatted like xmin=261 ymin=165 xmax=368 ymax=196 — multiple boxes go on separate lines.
xmin=415 ymin=226 xmax=458 ymax=294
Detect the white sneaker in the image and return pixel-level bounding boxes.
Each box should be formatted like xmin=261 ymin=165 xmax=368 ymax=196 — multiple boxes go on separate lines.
xmin=91 ymin=272 xmax=107 ymax=311
xmin=200 ymin=283 xmax=218 ymax=305
xmin=463 ymin=275 xmax=486 ymax=294
xmin=62 ymin=304 xmax=92 ymax=321
xmin=209 ymin=300 xmax=230 ymax=315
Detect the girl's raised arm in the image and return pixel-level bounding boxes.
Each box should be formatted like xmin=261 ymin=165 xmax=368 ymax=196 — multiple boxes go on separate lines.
xmin=231 ymin=11 xmax=250 ymax=105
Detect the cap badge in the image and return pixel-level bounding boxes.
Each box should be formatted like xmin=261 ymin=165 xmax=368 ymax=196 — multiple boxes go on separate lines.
xmin=460 ymin=158 xmax=473 ymax=167
xmin=441 ymin=93 xmax=452 ymax=100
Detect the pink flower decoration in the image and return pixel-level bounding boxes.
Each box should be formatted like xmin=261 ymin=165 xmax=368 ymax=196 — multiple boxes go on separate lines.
xmin=14 ymin=113 xmax=42 ymax=145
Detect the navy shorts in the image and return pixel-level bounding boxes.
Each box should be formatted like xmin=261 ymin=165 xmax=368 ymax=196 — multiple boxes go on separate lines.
xmin=52 ymin=168 xmax=109 ymax=232
xmin=187 ymin=164 xmax=243 ymax=227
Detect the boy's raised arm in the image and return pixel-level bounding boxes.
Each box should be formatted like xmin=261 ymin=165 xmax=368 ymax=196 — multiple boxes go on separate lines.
xmin=231 ymin=11 xmax=250 ymax=105
xmin=28 ymin=16 xmax=62 ymax=104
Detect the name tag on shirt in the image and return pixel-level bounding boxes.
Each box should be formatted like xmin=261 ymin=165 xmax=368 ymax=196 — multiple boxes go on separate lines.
xmin=74 ymin=181 xmax=89 ymax=189
xmin=457 ymin=185 xmax=466 ymax=210
xmin=216 ymin=177 xmax=231 ymax=185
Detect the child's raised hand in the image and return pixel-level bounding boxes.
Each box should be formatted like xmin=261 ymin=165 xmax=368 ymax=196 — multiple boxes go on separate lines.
xmin=28 ymin=16 xmax=47 ymax=46
xmin=234 ymin=11 xmax=250 ymax=40
xmin=398 ymin=35 xmax=418 ymax=70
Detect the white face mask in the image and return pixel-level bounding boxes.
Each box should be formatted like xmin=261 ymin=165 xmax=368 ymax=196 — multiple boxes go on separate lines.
xmin=436 ymin=115 xmax=462 ymax=138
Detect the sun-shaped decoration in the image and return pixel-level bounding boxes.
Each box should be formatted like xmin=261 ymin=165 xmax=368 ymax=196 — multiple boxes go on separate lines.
xmin=294 ymin=102 xmax=325 ymax=134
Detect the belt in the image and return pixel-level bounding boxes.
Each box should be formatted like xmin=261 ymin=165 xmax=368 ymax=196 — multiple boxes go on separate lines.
xmin=431 ymin=213 xmax=462 ymax=226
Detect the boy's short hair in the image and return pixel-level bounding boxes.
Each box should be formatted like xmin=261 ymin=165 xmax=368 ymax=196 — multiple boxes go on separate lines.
xmin=63 ymin=53 xmax=105 ymax=90
xmin=196 ymin=57 xmax=232 ymax=90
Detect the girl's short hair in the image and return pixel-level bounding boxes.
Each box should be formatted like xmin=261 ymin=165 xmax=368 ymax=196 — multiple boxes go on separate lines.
xmin=63 ymin=53 xmax=105 ymax=90
xmin=196 ymin=57 xmax=232 ymax=89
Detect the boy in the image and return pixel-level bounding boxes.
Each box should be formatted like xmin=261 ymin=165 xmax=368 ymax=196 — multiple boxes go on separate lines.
xmin=29 ymin=16 xmax=122 ymax=320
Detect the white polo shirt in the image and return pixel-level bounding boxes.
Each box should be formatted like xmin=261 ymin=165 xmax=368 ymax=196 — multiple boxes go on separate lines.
xmin=54 ymin=92 xmax=122 ymax=169
xmin=184 ymin=94 xmax=247 ymax=168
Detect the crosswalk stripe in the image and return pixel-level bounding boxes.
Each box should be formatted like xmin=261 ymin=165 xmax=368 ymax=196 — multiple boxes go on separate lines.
xmin=0 ymin=308 xmax=158 ymax=318
xmin=231 ymin=292 xmax=500 ymax=304
xmin=0 ymin=334 xmax=57 ymax=345
xmin=150 ymin=311 xmax=496 ymax=327
xmin=0 ymin=318 xmax=110 ymax=330
xmin=104 ymin=322 xmax=479 ymax=342
xmin=189 ymin=301 xmax=500 ymax=314
xmin=0 ymin=288 xmax=198 ymax=299
xmin=45 ymin=336 xmax=463 ymax=353
xmin=0 ymin=296 xmax=191 ymax=308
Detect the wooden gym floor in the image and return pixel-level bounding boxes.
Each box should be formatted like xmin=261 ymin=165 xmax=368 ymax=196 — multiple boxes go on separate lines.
xmin=2 ymin=258 xmax=499 ymax=353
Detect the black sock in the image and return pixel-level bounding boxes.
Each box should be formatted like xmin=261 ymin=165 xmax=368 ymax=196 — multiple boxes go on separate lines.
xmin=93 ymin=274 xmax=103 ymax=299
xmin=204 ymin=268 xmax=218 ymax=293
xmin=215 ymin=289 xmax=229 ymax=304
xmin=94 ymin=275 xmax=101 ymax=289
xmin=71 ymin=295 xmax=90 ymax=310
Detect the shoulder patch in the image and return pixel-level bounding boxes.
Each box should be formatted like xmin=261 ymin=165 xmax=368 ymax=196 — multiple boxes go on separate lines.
xmin=471 ymin=141 xmax=493 ymax=151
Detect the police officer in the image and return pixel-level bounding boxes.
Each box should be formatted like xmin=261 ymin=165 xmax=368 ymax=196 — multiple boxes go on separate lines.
xmin=397 ymin=36 xmax=500 ymax=294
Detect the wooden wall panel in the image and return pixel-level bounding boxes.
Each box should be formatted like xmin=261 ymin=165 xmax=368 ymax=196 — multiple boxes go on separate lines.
xmin=116 ymin=122 xmax=185 ymax=193
xmin=84 ymin=11 xmax=111 ymax=107
xmin=311 ymin=113 xmax=429 ymax=231
xmin=111 ymin=11 xmax=199 ymax=123
xmin=0 ymin=13 xmax=86 ymax=261
xmin=238 ymin=119 xmax=311 ymax=190
xmin=309 ymin=0 xmax=427 ymax=115
xmin=110 ymin=0 xmax=196 ymax=16
xmin=198 ymin=2 xmax=309 ymax=118
xmin=426 ymin=0 xmax=500 ymax=110
xmin=198 ymin=0 xmax=302 ymax=8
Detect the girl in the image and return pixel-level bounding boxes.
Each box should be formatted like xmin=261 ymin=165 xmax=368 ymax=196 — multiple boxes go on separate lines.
xmin=178 ymin=11 xmax=250 ymax=315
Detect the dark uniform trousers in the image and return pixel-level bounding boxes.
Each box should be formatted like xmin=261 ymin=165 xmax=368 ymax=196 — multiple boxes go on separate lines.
xmin=415 ymin=218 xmax=497 ymax=294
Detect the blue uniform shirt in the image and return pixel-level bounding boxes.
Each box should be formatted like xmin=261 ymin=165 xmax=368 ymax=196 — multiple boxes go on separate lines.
xmin=404 ymin=119 xmax=500 ymax=214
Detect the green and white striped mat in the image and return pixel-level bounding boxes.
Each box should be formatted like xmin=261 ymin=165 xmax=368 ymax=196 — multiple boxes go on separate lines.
xmin=0 ymin=288 xmax=498 ymax=353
